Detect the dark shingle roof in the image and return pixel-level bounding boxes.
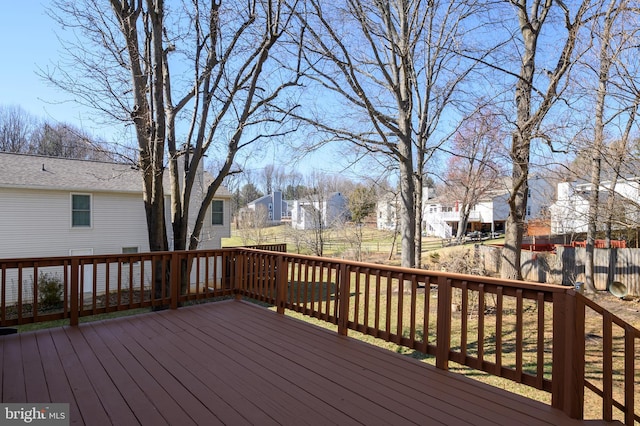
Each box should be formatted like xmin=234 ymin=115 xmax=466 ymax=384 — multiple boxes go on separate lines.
xmin=0 ymin=152 xmax=231 ymax=196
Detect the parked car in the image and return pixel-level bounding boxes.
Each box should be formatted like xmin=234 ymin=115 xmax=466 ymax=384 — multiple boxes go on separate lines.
xmin=466 ymin=231 xmax=482 ymax=241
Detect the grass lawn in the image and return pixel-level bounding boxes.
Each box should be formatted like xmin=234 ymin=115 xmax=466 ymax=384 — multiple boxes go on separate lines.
xmin=222 ymin=223 xmax=503 ymax=262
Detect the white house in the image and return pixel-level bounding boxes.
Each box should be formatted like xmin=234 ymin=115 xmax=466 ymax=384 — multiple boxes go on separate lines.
xmin=376 ymin=192 xmax=400 ymax=231
xmin=422 ymin=177 xmax=551 ymax=239
xmin=291 ymin=192 xmax=348 ymax=230
xmin=377 ymin=188 xmax=434 ymax=232
xmin=549 ymin=178 xmax=640 ymax=235
xmin=0 ymin=152 xmax=231 ymax=260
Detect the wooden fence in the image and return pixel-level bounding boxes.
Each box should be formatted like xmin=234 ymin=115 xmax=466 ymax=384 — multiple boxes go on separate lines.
xmin=478 ymin=245 xmax=640 ymax=297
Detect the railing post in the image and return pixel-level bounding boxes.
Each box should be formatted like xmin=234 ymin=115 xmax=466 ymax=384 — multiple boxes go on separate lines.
xmin=70 ymin=257 xmax=79 ymax=326
xmin=276 ymin=255 xmax=287 ymax=314
xmin=436 ymin=275 xmax=452 ymax=370
xmin=170 ymin=252 xmax=179 ymax=310
xmin=552 ymin=290 xmax=585 ymax=418
xmin=234 ymin=251 xmax=243 ymax=301
xmin=337 ymin=263 xmax=350 ymax=336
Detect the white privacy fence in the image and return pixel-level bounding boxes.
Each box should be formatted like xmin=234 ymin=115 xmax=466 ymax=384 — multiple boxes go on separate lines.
xmin=478 ymin=245 xmax=640 ymax=297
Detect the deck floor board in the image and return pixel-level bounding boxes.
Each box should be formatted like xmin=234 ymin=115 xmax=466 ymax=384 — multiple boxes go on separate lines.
xmin=0 ymin=300 xmax=613 ymax=425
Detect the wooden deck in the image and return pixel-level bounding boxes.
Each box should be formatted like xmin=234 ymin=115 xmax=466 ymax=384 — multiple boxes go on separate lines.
xmin=1 ymin=300 xmax=614 ymax=425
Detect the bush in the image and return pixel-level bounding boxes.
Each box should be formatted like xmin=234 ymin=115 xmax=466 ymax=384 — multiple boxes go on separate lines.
xmin=38 ymin=273 xmax=64 ymax=310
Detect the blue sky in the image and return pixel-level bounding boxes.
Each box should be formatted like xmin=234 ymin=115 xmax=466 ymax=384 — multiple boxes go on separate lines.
xmin=0 ymin=2 xmax=93 ymax=127
xmin=0 ymin=3 xmax=376 ymax=181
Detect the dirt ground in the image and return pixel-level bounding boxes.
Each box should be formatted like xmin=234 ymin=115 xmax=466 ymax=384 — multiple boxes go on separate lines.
xmin=582 ymin=290 xmax=640 ymax=329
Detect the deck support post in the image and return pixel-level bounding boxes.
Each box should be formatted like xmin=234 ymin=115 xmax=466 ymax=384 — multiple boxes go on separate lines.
xmin=436 ymin=276 xmax=452 ymax=370
xmin=234 ymin=251 xmax=243 ymax=301
xmin=276 ymin=255 xmax=286 ymax=314
xmin=170 ymin=253 xmax=180 ymax=310
xmin=337 ymin=263 xmax=350 ymax=336
xmin=551 ymin=290 xmax=585 ymax=419
xmin=70 ymin=258 xmax=79 ymax=326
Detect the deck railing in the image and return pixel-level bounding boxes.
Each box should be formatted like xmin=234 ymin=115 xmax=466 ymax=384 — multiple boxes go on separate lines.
xmin=0 ymin=250 xmax=238 ymax=326
xmin=234 ymin=248 xmax=639 ymax=425
xmin=1 ymin=247 xmax=638 ymax=424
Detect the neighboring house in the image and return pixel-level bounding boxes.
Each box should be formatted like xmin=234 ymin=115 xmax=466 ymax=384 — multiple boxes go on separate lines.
xmin=245 ymin=191 xmax=290 ymax=225
xmin=291 ymin=192 xmax=348 ymax=230
xmin=376 ymin=192 xmax=400 ymax=231
xmin=549 ymin=178 xmax=640 ymax=235
xmin=376 ymin=188 xmax=434 ymax=232
xmin=422 ymin=177 xmax=551 ymax=239
xmin=0 ymin=152 xmax=231 ymax=260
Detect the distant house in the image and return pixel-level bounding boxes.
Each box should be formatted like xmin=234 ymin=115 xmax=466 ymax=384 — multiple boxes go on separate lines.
xmin=423 ymin=190 xmax=510 ymax=239
xmin=376 ymin=188 xmax=434 ymax=233
xmin=422 ymin=177 xmax=551 ymax=239
xmin=291 ymin=192 xmax=348 ymax=230
xmin=549 ymin=178 xmax=640 ymax=235
xmin=245 ymin=191 xmax=290 ymax=225
xmin=376 ymin=192 xmax=400 ymax=231
xmin=0 ymin=152 xmax=231 ymax=260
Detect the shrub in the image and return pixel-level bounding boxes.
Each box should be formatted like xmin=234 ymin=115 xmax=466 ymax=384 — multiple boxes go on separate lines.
xmin=38 ymin=273 xmax=64 ymax=310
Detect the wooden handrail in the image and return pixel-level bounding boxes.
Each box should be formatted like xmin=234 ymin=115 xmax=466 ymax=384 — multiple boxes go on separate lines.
xmin=1 ymin=247 xmax=638 ymax=423
xmin=235 ymin=248 xmax=639 ymax=424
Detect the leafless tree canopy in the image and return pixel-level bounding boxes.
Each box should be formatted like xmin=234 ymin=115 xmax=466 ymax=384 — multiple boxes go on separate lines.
xmin=0 ymin=105 xmax=112 ymax=160
xmin=30 ymin=0 xmax=640 ymax=282
xmin=289 ymin=0 xmax=485 ymax=268
xmin=445 ymin=107 xmax=508 ymax=241
xmin=46 ymin=0 xmax=303 ymax=253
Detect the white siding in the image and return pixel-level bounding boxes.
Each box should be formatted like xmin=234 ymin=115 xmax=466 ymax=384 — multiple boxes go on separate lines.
xmin=0 ymin=188 xmax=150 ymax=259
xmin=197 ymin=198 xmax=229 ymax=250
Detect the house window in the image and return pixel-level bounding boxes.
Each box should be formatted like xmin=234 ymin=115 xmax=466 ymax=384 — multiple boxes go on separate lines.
xmin=527 ymin=206 xmax=531 ymax=216
xmin=71 ymin=194 xmax=91 ymax=227
xmin=122 ymin=247 xmax=138 ymax=255
xmin=211 ymin=200 xmax=224 ymax=225
xmin=122 ymin=247 xmax=139 ymax=265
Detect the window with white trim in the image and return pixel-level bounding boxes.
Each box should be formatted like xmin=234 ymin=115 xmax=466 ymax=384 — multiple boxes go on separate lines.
xmin=71 ymin=194 xmax=91 ymax=227
xmin=122 ymin=247 xmax=139 ymax=265
xmin=211 ymin=200 xmax=224 ymax=225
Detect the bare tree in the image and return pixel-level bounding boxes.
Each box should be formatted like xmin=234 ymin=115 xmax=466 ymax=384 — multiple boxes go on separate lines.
xmin=292 ymin=172 xmax=349 ymax=256
xmin=0 ymin=105 xmax=113 ymax=160
xmin=444 ymin=108 xmax=507 ymax=243
xmin=498 ymin=0 xmax=592 ymax=279
xmin=261 ymin=164 xmax=276 ymax=195
xmin=579 ymin=0 xmax=640 ymax=291
xmin=237 ymin=205 xmax=270 ymax=245
xmin=291 ymin=0 xmax=483 ymax=268
xmin=31 ymin=122 xmax=113 ymax=161
xmin=346 ymin=184 xmax=376 ymax=261
xmin=0 ymin=105 xmax=36 ymax=153
xmin=46 ymin=0 xmax=302 ymax=263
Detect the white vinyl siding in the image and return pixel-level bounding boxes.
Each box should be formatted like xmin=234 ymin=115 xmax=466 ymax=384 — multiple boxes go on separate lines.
xmin=0 ymin=188 xmax=150 ymax=259
xmin=0 ymin=187 xmax=230 ymax=258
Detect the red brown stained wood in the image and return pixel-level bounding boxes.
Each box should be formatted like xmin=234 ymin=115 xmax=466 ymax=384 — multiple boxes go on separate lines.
xmin=0 ymin=300 xmax=619 ymax=425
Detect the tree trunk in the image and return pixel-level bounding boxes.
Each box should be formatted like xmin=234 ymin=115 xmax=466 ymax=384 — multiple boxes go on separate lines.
xmin=501 ymin=135 xmax=529 ymax=280
xmin=585 ymin=0 xmax=620 ymax=293
xmin=414 ymin=181 xmax=423 ymax=268
xmin=456 ymin=206 xmax=470 ymax=243
xmin=399 ymin=156 xmax=416 ymax=268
